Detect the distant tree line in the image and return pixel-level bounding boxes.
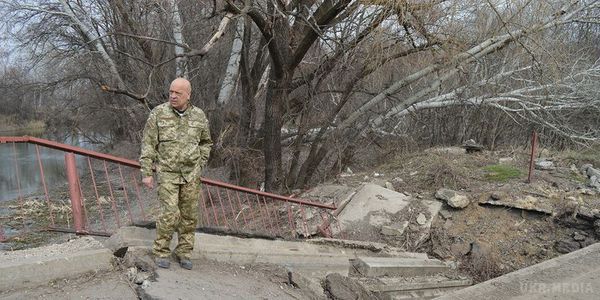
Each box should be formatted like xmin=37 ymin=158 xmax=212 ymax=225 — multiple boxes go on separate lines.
xmin=0 ymin=0 xmax=598 ymax=191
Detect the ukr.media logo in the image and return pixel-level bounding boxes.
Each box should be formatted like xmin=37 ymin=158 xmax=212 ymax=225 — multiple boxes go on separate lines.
xmin=520 ymin=282 xmax=594 ymax=294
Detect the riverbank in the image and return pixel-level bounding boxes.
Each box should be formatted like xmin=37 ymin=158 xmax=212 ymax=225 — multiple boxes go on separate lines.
xmin=0 ymin=115 xmax=46 ymax=135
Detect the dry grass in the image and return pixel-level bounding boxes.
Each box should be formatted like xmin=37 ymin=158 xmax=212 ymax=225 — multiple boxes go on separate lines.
xmin=558 ymin=146 xmax=600 ymax=167
xmin=8 ymin=199 xmax=72 ymax=219
xmin=462 ymin=252 xmax=503 ymax=283
xmin=424 ymin=160 xmax=469 ymax=190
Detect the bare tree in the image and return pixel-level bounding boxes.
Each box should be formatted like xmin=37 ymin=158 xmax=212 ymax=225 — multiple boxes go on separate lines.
xmin=1 ymin=0 xmax=598 ymax=192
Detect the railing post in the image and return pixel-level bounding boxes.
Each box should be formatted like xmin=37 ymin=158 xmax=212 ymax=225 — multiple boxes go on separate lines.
xmin=527 ymin=130 xmax=538 ymax=183
xmin=65 ymin=152 xmax=86 ymax=233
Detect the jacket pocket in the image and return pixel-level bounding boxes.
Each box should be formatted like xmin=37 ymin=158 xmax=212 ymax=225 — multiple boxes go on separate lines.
xmin=158 ymin=119 xmax=178 ymax=141
xmin=187 ymin=120 xmax=204 ymax=142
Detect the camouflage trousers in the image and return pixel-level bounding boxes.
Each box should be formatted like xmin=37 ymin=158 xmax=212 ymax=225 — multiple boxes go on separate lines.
xmin=152 ymin=177 xmax=200 ymax=259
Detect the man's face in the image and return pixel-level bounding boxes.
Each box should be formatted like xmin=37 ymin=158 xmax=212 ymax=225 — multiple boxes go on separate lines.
xmin=169 ymin=79 xmax=191 ymax=111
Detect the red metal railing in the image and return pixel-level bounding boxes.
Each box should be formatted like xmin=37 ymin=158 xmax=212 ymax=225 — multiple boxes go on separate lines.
xmin=0 ymin=136 xmax=339 ymax=241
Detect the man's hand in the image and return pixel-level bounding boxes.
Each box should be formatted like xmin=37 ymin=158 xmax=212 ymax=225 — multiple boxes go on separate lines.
xmin=142 ymin=176 xmax=154 ymax=189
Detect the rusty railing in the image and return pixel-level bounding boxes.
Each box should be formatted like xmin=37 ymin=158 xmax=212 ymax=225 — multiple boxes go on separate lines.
xmin=0 ymin=136 xmax=340 ymax=241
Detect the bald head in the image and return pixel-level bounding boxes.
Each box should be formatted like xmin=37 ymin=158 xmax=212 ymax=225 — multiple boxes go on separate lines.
xmin=169 ymin=78 xmax=192 ymax=111
xmin=172 ymin=78 xmax=191 ymax=94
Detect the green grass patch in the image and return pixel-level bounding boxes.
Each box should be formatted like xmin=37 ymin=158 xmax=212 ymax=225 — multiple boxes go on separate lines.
xmin=483 ymin=164 xmax=522 ymax=182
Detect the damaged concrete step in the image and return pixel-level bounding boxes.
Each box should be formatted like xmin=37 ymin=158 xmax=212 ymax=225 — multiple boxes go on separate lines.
xmin=352 ymin=257 xmax=450 ymax=277
xmin=359 ymin=275 xmax=472 ymax=300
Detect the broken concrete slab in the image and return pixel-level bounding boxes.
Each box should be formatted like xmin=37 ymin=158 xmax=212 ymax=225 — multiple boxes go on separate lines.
xmin=296 ymin=185 xmax=357 ymax=236
xmin=287 ymin=269 xmax=328 ymax=299
xmin=414 ymin=199 xmax=443 ymax=246
xmin=0 ymin=248 xmax=114 ymax=291
xmin=421 ymin=200 xmax=443 ymax=227
xmin=306 ymin=238 xmax=428 ymax=259
xmin=353 ymin=257 xmax=449 ymax=277
xmin=368 ymin=211 xmax=392 ymax=226
xmin=381 ymin=221 xmax=409 ymax=237
xmin=479 ymin=195 xmax=554 ymax=215
xmin=300 ymin=184 xmax=357 ymax=209
xmin=368 ymin=276 xmax=471 ymax=292
xmin=334 ymin=184 xmax=410 ymax=232
xmin=324 ymin=273 xmax=376 ymax=300
xmin=376 ymin=284 xmax=468 ymax=300
xmin=104 ymin=225 xmax=156 ymax=253
xmin=435 ymin=189 xmax=470 ymax=208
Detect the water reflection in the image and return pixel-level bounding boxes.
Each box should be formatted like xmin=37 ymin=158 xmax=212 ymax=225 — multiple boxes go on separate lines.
xmin=0 ymin=131 xmax=102 ymax=202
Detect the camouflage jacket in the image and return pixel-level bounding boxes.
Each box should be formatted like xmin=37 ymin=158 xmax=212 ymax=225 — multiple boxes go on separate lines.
xmin=140 ymin=103 xmax=212 ymax=183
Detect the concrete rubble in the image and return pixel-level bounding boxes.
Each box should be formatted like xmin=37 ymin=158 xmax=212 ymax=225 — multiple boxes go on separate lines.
xmin=334 ymin=183 xmax=411 ymax=232
xmin=581 ymin=164 xmax=600 ymax=190
xmin=435 ymin=188 xmax=470 ymax=209
xmin=535 ymin=158 xmax=555 ymax=170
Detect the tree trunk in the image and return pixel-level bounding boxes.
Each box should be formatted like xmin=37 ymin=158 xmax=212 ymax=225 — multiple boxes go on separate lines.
xmin=217 ymin=19 xmax=244 ymax=106
xmin=263 ymin=73 xmax=289 ymax=191
xmin=170 ymin=0 xmax=188 ymax=77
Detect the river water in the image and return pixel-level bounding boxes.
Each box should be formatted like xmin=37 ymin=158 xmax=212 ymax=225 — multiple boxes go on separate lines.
xmin=0 ymin=130 xmax=102 ymax=202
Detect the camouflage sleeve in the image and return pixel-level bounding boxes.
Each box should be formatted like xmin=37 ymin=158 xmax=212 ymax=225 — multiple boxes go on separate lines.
xmin=198 ymin=111 xmax=213 ymax=167
xmin=139 ymin=109 xmax=158 ymax=177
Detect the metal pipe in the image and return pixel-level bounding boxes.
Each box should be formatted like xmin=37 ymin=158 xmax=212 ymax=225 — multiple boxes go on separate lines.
xmin=1 ymin=136 xmax=139 ymax=168
xmin=65 ymin=152 xmax=86 ymax=233
xmin=201 ymin=178 xmax=336 ymax=209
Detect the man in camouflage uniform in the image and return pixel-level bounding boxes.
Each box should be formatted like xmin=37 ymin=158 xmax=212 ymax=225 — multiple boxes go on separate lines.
xmin=140 ymin=78 xmax=212 ymax=270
